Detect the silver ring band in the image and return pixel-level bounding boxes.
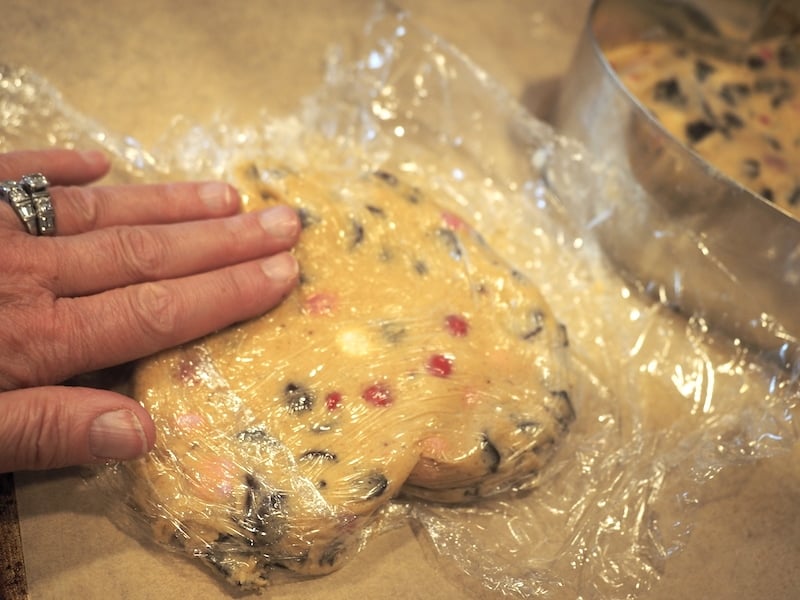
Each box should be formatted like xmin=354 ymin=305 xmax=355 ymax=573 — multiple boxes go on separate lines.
xmin=0 ymin=180 xmax=38 ymax=235
xmin=20 ymin=173 xmax=55 ymax=236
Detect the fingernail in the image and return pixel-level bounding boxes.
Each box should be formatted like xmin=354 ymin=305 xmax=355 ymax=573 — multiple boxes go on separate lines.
xmin=79 ymin=150 xmax=109 ymax=170
xmin=89 ymin=410 xmax=148 ymax=460
xmin=259 ymin=205 xmax=299 ymax=241
xmin=261 ymin=252 xmax=298 ymax=284
xmin=198 ymin=182 xmax=234 ymax=211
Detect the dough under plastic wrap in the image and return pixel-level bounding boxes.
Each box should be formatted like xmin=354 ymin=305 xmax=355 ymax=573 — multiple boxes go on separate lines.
xmin=2 ymin=6 xmax=797 ymax=595
xmin=127 ymin=162 xmax=574 ymax=587
xmin=606 ymin=35 xmax=800 ymax=213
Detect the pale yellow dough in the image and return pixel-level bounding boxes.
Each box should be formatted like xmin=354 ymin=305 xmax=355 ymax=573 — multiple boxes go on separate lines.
xmin=608 ymin=35 xmax=800 ymax=215
xmin=126 ymin=164 xmax=574 ymax=587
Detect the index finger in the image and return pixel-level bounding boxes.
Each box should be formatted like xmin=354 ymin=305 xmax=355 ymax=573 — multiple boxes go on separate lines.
xmin=0 ymin=149 xmax=111 ymax=186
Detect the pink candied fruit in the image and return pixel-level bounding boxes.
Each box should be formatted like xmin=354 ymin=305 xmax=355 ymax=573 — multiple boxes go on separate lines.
xmin=441 ymin=210 xmax=467 ymax=231
xmin=174 ymin=350 xmax=203 ymax=385
xmin=362 ymin=383 xmax=393 ymax=407
xmin=326 ymin=391 xmax=343 ymax=410
xmin=190 ymin=456 xmax=238 ymax=501
xmin=444 ymin=314 xmax=469 ymax=337
xmin=174 ymin=413 xmax=206 ymax=431
xmin=303 ymin=291 xmax=338 ymax=315
xmin=426 ymin=353 xmax=454 ymax=378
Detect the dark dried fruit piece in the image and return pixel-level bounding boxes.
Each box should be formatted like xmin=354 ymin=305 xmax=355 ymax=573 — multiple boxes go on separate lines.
xmin=299 ymin=450 xmax=338 ymax=462
xmin=203 ymin=544 xmax=236 ymax=579
xmin=373 ymin=170 xmax=398 ymax=187
xmin=244 ymin=163 xmax=260 ymax=181
xmin=722 ymin=111 xmax=744 ymax=129
xmin=685 ymin=119 xmax=715 ymax=144
xmin=355 ymin=472 xmax=389 ymax=500
xmin=480 ymin=434 xmax=501 ymax=474
xmin=318 ymin=539 xmax=348 ymax=568
xmin=285 ymin=382 xmax=315 ymax=413
xmin=764 ymin=136 xmax=782 ymax=151
xmin=436 ymin=227 xmax=463 ymax=260
xmin=653 ymin=77 xmax=687 ymax=106
xmin=380 ymin=321 xmax=407 ymax=344
xmin=746 ymin=54 xmax=766 ymax=70
xmin=694 ymin=58 xmax=716 ymax=82
xmin=545 ymin=390 xmax=576 ymax=432
xmin=742 ymin=158 xmax=761 ymax=179
xmin=405 ymin=186 xmax=422 ymax=204
xmin=557 ymin=322 xmax=569 ymax=347
xmin=517 ymin=420 xmax=542 ymax=434
xmin=771 ymin=92 xmax=791 ymax=109
xmin=753 ymin=77 xmax=788 ymax=95
xmin=719 ymin=82 xmax=750 ymax=106
xmin=350 ymin=219 xmax=365 ymax=248
xmin=237 ymin=428 xmax=278 ymax=446
xmin=520 ymin=309 xmax=545 ymax=340
xmin=240 ymin=474 xmax=288 ymax=547
xmin=297 ymin=207 xmax=318 ymax=229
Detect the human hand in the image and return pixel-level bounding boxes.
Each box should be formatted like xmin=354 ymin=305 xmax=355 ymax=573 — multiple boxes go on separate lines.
xmin=0 ymin=149 xmax=301 ymax=473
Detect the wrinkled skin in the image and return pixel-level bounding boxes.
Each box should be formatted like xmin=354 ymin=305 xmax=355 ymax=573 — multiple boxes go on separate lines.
xmin=0 ymin=149 xmax=301 ymax=473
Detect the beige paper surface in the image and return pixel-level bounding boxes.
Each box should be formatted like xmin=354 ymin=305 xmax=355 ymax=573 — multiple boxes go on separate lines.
xmin=3 ymin=1 xmax=800 ymax=597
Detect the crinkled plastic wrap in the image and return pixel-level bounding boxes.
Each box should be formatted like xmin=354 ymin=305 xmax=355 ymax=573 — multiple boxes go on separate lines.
xmin=1 ymin=4 xmax=798 ymax=598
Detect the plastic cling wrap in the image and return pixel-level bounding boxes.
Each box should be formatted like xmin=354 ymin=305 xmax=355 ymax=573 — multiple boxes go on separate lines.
xmin=127 ymin=161 xmax=575 ymax=586
xmin=0 ymin=4 xmax=797 ymax=598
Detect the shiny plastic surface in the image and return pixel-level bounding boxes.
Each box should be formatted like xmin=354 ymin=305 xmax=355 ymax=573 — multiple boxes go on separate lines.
xmin=0 ymin=3 xmax=797 ymax=598
xmin=127 ymin=161 xmax=575 ymax=586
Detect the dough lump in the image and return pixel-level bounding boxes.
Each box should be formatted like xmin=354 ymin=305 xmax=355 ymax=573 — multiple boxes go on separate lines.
xmin=126 ymin=164 xmax=574 ymax=587
xmin=608 ymin=35 xmax=800 ymax=214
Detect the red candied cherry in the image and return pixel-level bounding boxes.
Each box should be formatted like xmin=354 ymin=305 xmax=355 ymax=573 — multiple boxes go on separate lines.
xmin=303 ymin=291 xmax=338 ymax=315
xmin=326 ymin=391 xmax=343 ymax=410
xmin=444 ymin=314 xmax=469 ymax=337
xmin=362 ymin=383 xmax=393 ymax=407
xmin=441 ymin=210 xmax=467 ymax=231
xmin=426 ymin=353 xmax=454 ymax=378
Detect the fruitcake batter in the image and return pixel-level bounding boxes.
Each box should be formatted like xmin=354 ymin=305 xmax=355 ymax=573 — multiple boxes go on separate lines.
xmin=126 ymin=164 xmax=574 ymax=587
xmin=607 ymin=35 xmax=800 ymax=215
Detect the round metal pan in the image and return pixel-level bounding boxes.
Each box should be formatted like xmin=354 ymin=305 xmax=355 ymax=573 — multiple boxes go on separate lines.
xmin=553 ymin=0 xmax=800 ymax=361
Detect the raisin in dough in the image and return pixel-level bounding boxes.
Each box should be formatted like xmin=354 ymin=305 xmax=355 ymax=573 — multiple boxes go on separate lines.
xmin=127 ymin=165 xmax=574 ymax=587
xmin=607 ymin=35 xmax=800 ymax=214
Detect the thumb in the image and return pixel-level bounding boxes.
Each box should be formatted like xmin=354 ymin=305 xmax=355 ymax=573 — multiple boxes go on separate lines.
xmin=0 ymin=385 xmax=155 ymax=473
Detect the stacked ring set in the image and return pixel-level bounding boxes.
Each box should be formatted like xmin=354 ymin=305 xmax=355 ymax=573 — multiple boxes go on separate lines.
xmin=0 ymin=173 xmax=55 ymax=236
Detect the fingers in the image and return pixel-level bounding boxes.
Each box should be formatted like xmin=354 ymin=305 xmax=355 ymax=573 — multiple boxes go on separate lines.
xmin=0 ymin=149 xmax=110 ymax=186
xmin=0 ymin=385 xmax=155 ymax=473
xmin=0 ymin=148 xmax=112 ymax=236
xmin=47 ymin=204 xmax=300 ymax=297
xmin=50 ymin=252 xmax=299 ymax=379
xmin=51 ymin=181 xmax=242 ymax=235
